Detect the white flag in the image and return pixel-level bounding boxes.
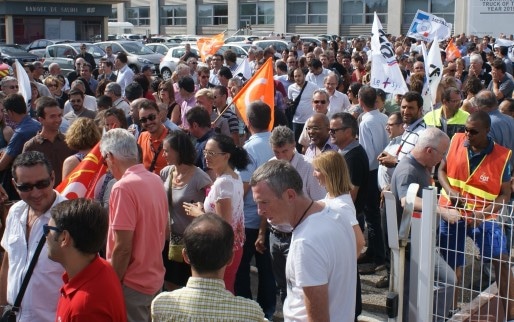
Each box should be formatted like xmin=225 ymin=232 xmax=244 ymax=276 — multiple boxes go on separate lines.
xmin=407 ymin=10 xmax=452 ymax=42
xmin=14 ymin=59 xmax=31 ymax=110
xmin=422 ymin=37 xmax=443 ymax=115
xmin=233 ymin=58 xmax=252 ymax=81
xmin=370 ymin=12 xmax=408 ymax=95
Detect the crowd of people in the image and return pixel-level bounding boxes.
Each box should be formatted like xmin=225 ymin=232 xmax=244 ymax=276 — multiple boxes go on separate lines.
xmin=0 ymin=31 xmax=510 ymax=322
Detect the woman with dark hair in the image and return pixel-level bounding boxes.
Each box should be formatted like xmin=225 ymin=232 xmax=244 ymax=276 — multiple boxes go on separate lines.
xmin=154 ymin=79 xmax=178 ymax=120
xmin=133 ymin=73 xmax=155 ymax=101
xmin=96 ymin=79 xmax=112 ymax=98
xmin=103 ymin=107 xmax=128 ymax=130
xmin=160 ymin=130 xmax=212 ymax=290
xmin=183 ymin=134 xmax=249 ymax=294
xmin=347 ymin=82 xmax=363 ymax=118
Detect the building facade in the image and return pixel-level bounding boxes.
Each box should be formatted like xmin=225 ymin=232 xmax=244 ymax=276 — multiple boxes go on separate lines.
xmin=111 ymin=0 xmax=472 ymax=38
xmin=0 ymin=0 xmax=127 ymax=44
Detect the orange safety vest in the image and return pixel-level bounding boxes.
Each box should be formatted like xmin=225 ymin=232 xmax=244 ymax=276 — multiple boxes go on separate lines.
xmin=439 ymin=133 xmax=511 ymax=219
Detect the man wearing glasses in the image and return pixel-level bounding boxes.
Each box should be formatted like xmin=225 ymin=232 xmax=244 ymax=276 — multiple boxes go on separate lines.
xmin=136 ymin=98 xmax=168 ymax=174
xmin=46 ymin=199 xmax=127 ymax=321
xmin=0 ymin=151 xmax=66 ymax=322
xmin=0 ymin=77 xmax=18 ymax=96
xmin=424 ymin=87 xmax=469 ymax=139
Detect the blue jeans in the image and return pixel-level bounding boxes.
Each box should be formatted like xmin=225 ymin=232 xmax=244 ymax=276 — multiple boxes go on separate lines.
xmin=235 ymin=228 xmax=277 ymax=319
xmin=269 ymin=229 xmax=291 ymax=304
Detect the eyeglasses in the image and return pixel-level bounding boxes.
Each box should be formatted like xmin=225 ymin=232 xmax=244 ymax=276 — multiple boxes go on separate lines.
xmin=329 ymin=127 xmax=348 ymax=134
xmin=140 ymin=114 xmax=157 ymax=123
xmin=14 ymin=178 xmax=52 ymax=192
xmin=313 ymin=100 xmax=326 ymax=104
xmin=203 ymin=150 xmax=226 ymax=157
xmin=6 ymin=85 xmax=18 ymax=90
xmin=43 ymin=224 xmax=62 ymax=236
xmin=464 ymin=127 xmax=479 ymax=135
xmin=158 ymin=88 xmax=166 ymax=92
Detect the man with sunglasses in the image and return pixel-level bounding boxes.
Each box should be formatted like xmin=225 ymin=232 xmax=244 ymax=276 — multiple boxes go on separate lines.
xmin=0 ymin=77 xmax=18 ymax=96
xmin=136 ymin=98 xmax=168 ymax=174
xmin=0 ymin=151 xmax=66 ymax=322
xmin=46 ymin=199 xmax=127 ymax=322
xmin=438 ymin=111 xmax=514 ymax=320
xmin=63 ymin=89 xmax=96 ymax=125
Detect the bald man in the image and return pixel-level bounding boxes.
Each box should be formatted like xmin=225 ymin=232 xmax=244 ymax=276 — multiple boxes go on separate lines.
xmin=303 ymin=113 xmax=337 ymax=162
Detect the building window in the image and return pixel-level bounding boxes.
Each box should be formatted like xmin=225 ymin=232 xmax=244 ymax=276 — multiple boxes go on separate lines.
xmin=109 ymin=8 xmax=117 ymax=22
xmin=287 ymin=1 xmax=327 ymax=25
xmin=198 ymin=4 xmax=228 ymax=25
xmin=240 ymin=2 xmax=274 ymax=25
xmin=341 ymin=0 xmax=387 ymax=25
xmin=403 ymin=0 xmax=454 ymax=25
xmin=126 ymin=7 xmax=150 ymax=26
xmin=161 ymin=5 xmax=187 ymax=26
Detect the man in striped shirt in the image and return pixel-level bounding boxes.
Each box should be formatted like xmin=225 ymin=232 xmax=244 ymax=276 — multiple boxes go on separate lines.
xmin=378 ymin=91 xmax=426 ymax=168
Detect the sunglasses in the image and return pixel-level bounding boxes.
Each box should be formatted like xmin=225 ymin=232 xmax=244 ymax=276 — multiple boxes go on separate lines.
xmin=328 ymin=127 xmax=348 ymax=134
xmin=43 ymin=224 xmax=62 ymax=236
xmin=140 ymin=114 xmax=157 ymax=123
xmin=464 ymin=127 xmax=479 ymax=135
xmin=313 ymin=100 xmax=326 ymax=104
xmin=14 ymin=178 xmax=52 ymax=192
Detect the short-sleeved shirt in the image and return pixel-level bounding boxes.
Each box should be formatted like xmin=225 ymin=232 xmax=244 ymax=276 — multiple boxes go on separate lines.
xmin=5 ymin=115 xmax=41 ymax=158
xmin=397 ymin=118 xmax=426 ymax=161
xmin=339 ymin=140 xmax=369 ymax=213
xmin=160 ymin=165 xmax=212 ymax=234
xmin=237 ymin=132 xmax=274 ymax=229
xmin=487 ymin=73 xmax=514 ymax=103
xmin=285 ymin=207 xmax=356 ymax=321
xmin=56 ymin=255 xmax=127 ymax=322
xmin=488 ymin=109 xmax=514 ymax=170
xmin=303 ymin=139 xmax=338 ymax=163
xmin=107 ymin=164 xmax=168 ymax=295
xmin=151 ymin=277 xmax=265 ymax=321
xmin=23 ymin=132 xmax=75 ymax=186
xmin=203 ymin=174 xmax=245 ymax=248
xmin=358 ymin=109 xmax=389 ymax=171
xmin=1 ymin=192 xmax=66 ymax=322
xmin=288 ymin=81 xmax=318 ymax=124
xmin=63 ymin=108 xmax=97 ymax=125
xmin=137 ymin=125 xmax=169 ymax=174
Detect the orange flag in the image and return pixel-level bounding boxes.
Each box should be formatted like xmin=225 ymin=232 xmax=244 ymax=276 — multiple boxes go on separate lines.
xmin=56 ymin=143 xmax=108 ymax=199
xmin=445 ymin=38 xmax=461 ymax=62
xmin=232 ymin=57 xmax=275 ymax=130
xmin=197 ymin=33 xmax=225 ymax=62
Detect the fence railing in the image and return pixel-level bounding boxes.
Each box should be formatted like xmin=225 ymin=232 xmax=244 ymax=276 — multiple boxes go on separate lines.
xmin=384 ymin=185 xmax=514 ymax=322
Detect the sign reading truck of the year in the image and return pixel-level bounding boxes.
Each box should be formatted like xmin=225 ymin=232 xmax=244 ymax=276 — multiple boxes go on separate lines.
xmin=467 ymin=1 xmax=514 ymax=37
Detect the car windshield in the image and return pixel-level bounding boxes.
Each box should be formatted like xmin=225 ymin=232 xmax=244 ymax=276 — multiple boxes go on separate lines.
xmin=72 ymin=45 xmax=105 ymax=58
xmin=0 ymin=46 xmax=28 ymax=54
xmin=121 ymin=42 xmax=154 ymax=55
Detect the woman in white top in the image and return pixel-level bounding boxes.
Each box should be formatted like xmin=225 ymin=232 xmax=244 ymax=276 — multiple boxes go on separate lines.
xmin=184 ymin=134 xmax=249 ymax=294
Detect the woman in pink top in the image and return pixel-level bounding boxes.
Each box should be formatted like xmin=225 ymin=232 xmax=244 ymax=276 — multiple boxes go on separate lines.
xmin=184 ymin=134 xmax=249 ymax=293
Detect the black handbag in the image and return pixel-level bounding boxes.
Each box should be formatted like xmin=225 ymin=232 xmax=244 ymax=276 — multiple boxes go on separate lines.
xmin=0 ymin=234 xmax=46 ymax=322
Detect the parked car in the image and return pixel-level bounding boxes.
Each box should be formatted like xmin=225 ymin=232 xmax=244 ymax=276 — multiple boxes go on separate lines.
xmin=252 ymin=40 xmax=289 ymax=53
xmin=224 ymin=35 xmax=260 ymax=44
xmin=96 ymin=40 xmax=164 ymax=74
xmin=42 ymin=42 xmax=105 ymax=75
xmin=25 ymin=39 xmax=75 ymax=58
xmin=299 ymin=36 xmax=322 ymax=46
xmin=146 ymin=42 xmax=180 ymax=55
xmin=217 ymin=44 xmax=248 ymax=58
xmin=0 ymin=44 xmax=40 ymax=65
xmin=172 ymin=35 xmax=202 ymax=42
xmin=148 ymin=36 xmax=182 ymax=45
xmin=159 ymin=45 xmax=201 ymax=80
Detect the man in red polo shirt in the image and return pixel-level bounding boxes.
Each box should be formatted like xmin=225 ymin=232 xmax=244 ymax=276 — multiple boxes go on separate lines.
xmin=46 ymin=198 xmax=127 ymax=321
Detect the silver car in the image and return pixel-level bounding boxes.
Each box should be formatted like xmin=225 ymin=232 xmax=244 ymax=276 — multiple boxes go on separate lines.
xmin=42 ymin=43 xmax=105 ymax=75
xmin=96 ymin=40 xmax=164 ymax=74
xmin=159 ymin=45 xmax=201 ymax=80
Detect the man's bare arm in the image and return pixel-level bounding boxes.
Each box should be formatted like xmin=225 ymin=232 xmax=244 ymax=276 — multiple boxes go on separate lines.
xmin=0 ymin=253 xmax=9 ymax=305
xmin=110 ymin=230 xmax=134 ymax=281
xmin=303 ymin=284 xmax=330 ymax=322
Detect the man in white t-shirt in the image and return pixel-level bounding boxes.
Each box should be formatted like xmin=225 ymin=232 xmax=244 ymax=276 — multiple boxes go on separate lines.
xmin=251 ymin=160 xmax=356 ymax=321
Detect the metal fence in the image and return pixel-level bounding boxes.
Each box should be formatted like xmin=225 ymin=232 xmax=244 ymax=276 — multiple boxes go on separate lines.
xmin=384 ymin=185 xmax=514 ymax=322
